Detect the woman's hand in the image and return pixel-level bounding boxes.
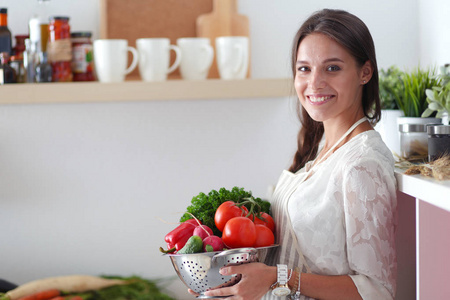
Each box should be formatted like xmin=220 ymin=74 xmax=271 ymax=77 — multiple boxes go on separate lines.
xmin=198 ymin=262 xmax=276 ymax=300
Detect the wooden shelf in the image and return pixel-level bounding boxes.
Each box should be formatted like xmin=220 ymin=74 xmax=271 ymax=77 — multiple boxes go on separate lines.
xmin=0 ymin=78 xmax=293 ymax=105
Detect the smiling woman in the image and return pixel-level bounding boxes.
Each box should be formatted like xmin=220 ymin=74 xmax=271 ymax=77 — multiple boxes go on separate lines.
xmin=199 ymin=9 xmax=396 ymax=300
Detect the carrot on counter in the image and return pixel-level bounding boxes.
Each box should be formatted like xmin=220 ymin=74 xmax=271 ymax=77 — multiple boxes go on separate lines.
xmin=3 ymin=275 xmax=126 ymax=300
xmin=17 ymin=289 xmax=60 ymax=300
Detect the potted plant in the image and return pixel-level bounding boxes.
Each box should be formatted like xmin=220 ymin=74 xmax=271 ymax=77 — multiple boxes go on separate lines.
xmin=422 ymin=64 xmax=450 ymax=161
xmin=393 ymin=66 xmax=441 ymax=160
xmin=376 ymin=66 xmax=404 ymax=154
xmin=422 ymin=64 xmax=450 ymax=124
xmin=395 ymin=66 xmax=441 ymax=121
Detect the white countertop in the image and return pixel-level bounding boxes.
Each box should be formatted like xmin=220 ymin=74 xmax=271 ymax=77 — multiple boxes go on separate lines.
xmin=395 ymin=169 xmax=450 ymax=212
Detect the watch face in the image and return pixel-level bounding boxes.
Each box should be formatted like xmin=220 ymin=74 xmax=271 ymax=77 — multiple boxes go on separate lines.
xmin=272 ymin=286 xmax=291 ymax=297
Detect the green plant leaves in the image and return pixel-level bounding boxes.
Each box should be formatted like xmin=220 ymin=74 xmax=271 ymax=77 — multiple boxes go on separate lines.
xmin=423 ymin=65 xmax=450 ymax=118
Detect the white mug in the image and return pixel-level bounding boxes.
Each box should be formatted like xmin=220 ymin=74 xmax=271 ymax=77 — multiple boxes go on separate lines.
xmin=215 ymin=36 xmax=249 ymax=80
xmin=177 ymin=37 xmax=214 ymax=80
xmin=93 ymin=39 xmax=138 ymax=83
xmin=136 ymin=38 xmax=181 ymax=81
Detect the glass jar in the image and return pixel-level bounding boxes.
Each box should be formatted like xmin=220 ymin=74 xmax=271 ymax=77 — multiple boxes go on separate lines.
xmin=427 ymin=125 xmax=450 ymax=161
xmin=399 ymin=123 xmax=429 ymax=160
xmin=71 ymin=32 xmax=94 ymax=81
xmin=10 ymin=54 xmax=26 ymax=83
xmin=47 ymin=16 xmax=72 ymax=82
xmin=35 ymin=51 xmax=52 ymax=82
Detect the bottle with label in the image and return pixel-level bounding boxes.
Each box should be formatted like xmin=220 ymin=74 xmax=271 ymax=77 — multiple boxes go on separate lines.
xmin=0 ymin=52 xmax=17 ymax=84
xmin=0 ymin=8 xmax=12 ymax=55
xmin=47 ymin=16 xmax=72 ymax=82
xmin=35 ymin=51 xmax=52 ymax=82
xmin=71 ymin=32 xmax=94 ymax=81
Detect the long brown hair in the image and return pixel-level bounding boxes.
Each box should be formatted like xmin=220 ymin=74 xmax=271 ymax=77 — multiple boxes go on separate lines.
xmin=288 ymin=9 xmax=381 ymax=173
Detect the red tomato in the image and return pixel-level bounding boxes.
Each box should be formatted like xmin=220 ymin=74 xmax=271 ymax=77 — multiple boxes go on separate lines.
xmin=215 ymin=201 xmax=249 ymax=232
xmin=252 ymin=212 xmax=275 ymax=233
xmin=253 ymin=224 xmax=275 ymax=247
xmin=222 ymin=217 xmax=256 ymax=248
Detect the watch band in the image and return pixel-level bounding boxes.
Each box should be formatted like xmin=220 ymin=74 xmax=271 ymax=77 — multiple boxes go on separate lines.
xmin=272 ymin=264 xmax=291 ymax=297
xmin=277 ymin=264 xmax=288 ymax=284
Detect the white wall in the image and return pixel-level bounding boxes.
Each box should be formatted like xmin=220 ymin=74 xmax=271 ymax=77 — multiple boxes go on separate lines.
xmin=0 ymin=0 xmax=448 ymax=299
xmin=418 ymin=0 xmax=450 ymax=67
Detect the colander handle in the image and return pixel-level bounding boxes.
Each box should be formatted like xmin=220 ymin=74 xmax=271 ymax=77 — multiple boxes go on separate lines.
xmin=211 ymin=247 xmax=258 ymax=262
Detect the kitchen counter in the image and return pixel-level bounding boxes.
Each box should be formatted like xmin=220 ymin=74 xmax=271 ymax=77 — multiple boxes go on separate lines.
xmin=395 ymin=168 xmax=450 ymax=212
xmin=394 ymin=169 xmax=450 ymax=299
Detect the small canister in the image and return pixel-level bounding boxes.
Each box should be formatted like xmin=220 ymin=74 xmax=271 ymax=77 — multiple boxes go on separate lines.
xmin=427 ymin=125 xmax=450 ymax=161
xmin=71 ymin=32 xmax=94 ymax=81
xmin=399 ymin=123 xmax=429 ymax=160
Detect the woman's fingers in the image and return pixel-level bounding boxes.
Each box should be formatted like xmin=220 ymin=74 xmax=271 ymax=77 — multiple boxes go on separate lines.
xmin=203 ymin=286 xmax=234 ymax=298
xmin=188 ymin=289 xmax=199 ymax=296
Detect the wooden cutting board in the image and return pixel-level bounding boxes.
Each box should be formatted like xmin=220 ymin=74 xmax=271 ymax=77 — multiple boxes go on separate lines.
xmin=196 ymin=0 xmax=250 ymax=78
xmin=100 ymin=0 xmax=213 ymax=80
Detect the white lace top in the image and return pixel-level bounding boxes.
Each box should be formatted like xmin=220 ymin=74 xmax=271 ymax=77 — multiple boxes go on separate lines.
xmin=267 ymin=130 xmax=397 ymax=300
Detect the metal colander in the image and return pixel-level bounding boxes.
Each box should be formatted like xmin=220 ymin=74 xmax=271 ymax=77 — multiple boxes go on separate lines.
xmin=165 ymin=245 xmax=278 ymax=299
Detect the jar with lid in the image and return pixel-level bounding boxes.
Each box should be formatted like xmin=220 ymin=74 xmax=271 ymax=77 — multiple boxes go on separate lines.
xmin=47 ymin=16 xmax=72 ymax=82
xmin=399 ymin=123 xmax=429 ymax=160
xmin=427 ymin=125 xmax=450 ymax=161
xmin=71 ymin=32 xmax=94 ymax=81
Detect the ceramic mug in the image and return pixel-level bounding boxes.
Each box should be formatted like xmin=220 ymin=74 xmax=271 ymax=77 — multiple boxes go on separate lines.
xmin=93 ymin=39 xmax=138 ymax=83
xmin=177 ymin=37 xmax=214 ymax=80
xmin=215 ymin=36 xmax=249 ymax=80
xmin=136 ymin=38 xmax=181 ymax=81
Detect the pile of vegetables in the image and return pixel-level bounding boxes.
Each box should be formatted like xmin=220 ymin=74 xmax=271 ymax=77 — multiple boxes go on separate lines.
xmin=160 ymin=187 xmax=275 ymax=254
xmin=0 ymin=275 xmax=174 ymax=300
xmin=180 ymin=187 xmax=270 ymax=236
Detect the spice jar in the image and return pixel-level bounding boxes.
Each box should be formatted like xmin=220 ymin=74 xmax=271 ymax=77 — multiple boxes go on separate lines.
xmin=399 ymin=123 xmax=429 ymax=160
xmin=71 ymin=32 xmax=94 ymax=81
xmin=427 ymin=125 xmax=450 ymax=161
xmin=47 ymin=16 xmax=72 ymax=82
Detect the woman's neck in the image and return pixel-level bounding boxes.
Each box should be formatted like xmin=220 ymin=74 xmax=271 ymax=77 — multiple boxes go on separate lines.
xmin=316 ymin=114 xmax=372 ymax=163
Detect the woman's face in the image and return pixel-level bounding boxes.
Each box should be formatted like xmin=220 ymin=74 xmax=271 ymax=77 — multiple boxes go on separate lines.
xmin=294 ymin=33 xmax=371 ymax=124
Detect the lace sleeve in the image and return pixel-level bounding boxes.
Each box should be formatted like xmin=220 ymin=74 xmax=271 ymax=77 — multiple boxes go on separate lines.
xmin=342 ymin=157 xmax=397 ymax=299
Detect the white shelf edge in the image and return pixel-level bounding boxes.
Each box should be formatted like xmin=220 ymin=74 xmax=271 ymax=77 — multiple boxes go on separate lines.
xmin=395 ymin=169 xmax=450 ymax=212
xmin=0 ymin=78 xmax=294 ymax=105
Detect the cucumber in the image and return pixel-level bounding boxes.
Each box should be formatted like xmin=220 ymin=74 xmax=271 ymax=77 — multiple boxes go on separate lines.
xmin=177 ymin=235 xmax=203 ymax=254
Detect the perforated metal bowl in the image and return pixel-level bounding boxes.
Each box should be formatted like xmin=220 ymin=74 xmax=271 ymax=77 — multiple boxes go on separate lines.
xmin=164 ymin=245 xmax=278 ymax=299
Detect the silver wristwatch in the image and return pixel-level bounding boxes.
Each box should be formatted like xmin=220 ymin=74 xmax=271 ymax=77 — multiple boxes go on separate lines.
xmin=272 ymin=264 xmax=291 ymax=297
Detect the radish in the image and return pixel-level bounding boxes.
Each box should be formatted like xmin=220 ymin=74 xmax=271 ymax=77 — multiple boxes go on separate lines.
xmin=203 ymin=235 xmax=224 ymax=252
xmin=193 ymin=225 xmax=213 ymax=240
